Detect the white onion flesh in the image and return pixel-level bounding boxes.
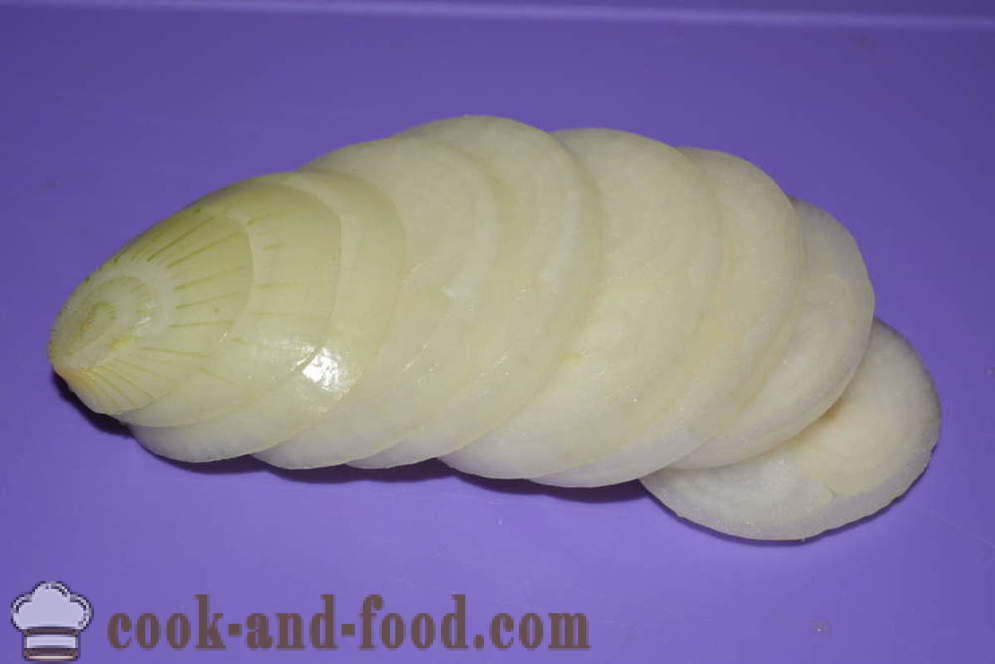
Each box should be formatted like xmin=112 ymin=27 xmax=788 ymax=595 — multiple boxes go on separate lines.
xmin=440 ymin=129 xmax=723 ymax=479
xmin=353 ymin=116 xmax=602 ymax=469
xmin=642 ymin=321 xmax=941 ymax=540
xmin=534 ymin=147 xmax=805 ymax=487
xmin=258 ymin=135 xmax=506 ymax=468
xmin=49 ymin=115 xmax=942 ymax=542
xmin=672 ymin=198 xmax=875 ymax=469
xmin=128 ymin=173 xmax=404 ymax=461
xmin=120 ymin=177 xmax=343 ymax=430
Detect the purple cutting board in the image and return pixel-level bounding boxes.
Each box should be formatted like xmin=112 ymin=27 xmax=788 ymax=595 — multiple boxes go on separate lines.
xmin=2 ymin=3 xmax=993 ymax=662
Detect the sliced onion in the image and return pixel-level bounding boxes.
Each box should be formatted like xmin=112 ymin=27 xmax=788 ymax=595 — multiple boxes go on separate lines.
xmin=672 ymin=199 xmax=875 ymax=469
xmin=258 ymin=135 xmax=504 ymax=468
xmin=128 ymin=172 xmax=404 ymax=461
xmin=642 ymin=320 xmax=941 ymax=541
xmin=351 ymin=116 xmax=603 ymax=469
xmin=119 ymin=177 xmax=342 ymax=431
xmin=537 ymin=148 xmax=805 ymax=487
xmin=437 ymin=129 xmax=722 ymax=479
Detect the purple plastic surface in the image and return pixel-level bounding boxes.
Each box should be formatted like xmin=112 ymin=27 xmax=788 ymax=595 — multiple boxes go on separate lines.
xmin=2 ymin=3 xmax=993 ymax=662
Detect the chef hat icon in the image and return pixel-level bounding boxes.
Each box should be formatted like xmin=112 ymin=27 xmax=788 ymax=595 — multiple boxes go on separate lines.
xmin=11 ymin=582 xmax=92 ymax=662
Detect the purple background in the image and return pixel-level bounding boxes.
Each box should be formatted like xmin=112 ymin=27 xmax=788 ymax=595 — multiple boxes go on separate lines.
xmin=2 ymin=2 xmax=994 ymax=662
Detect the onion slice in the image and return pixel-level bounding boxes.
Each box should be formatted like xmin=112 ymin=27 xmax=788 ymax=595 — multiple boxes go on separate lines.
xmin=351 ymin=116 xmax=603 ymax=469
xmin=536 ymin=148 xmax=805 ymax=487
xmin=258 ymin=134 xmax=504 ymax=468
xmin=128 ymin=172 xmax=404 ymax=461
xmin=437 ymin=129 xmax=722 ymax=479
xmin=118 ymin=177 xmax=342 ymax=430
xmin=672 ymin=198 xmax=875 ymax=469
xmin=642 ymin=320 xmax=941 ymax=541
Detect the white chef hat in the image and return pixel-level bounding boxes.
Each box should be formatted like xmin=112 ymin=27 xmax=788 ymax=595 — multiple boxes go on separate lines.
xmin=10 ymin=582 xmax=92 ymax=662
